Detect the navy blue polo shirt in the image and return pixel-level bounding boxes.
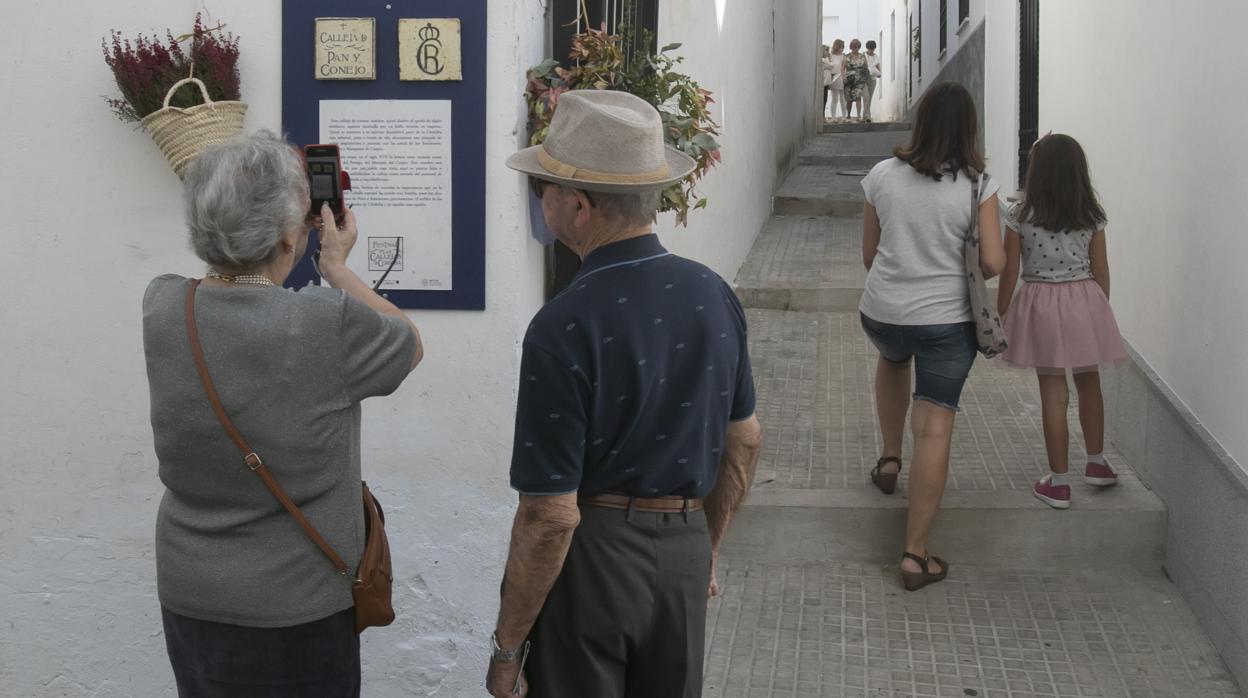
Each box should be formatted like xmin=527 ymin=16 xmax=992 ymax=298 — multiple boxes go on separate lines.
xmin=510 ymin=234 xmax=756 ymax=499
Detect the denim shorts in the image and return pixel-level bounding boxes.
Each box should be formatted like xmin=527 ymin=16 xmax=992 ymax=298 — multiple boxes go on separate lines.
xmin=860 ymin=313 xmax=977 ymax=411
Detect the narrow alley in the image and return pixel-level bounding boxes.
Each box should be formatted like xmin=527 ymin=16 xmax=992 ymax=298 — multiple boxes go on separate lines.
xmin=703 ymin=125 xmax=1243 ymax=697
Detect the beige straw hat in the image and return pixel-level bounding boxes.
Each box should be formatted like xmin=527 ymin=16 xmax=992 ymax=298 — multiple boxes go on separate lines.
xmin=507 ymin=90 xmax=696 ymax=193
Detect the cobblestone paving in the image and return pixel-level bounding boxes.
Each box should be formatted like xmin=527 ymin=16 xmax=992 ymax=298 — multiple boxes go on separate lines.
xmin=704 ymin=560 xmax=1242 ymax=697
xmin=735 ymin=216 xmax=865 ymax=290
xmin=746 ymin=310 xmax=1128 ymax=493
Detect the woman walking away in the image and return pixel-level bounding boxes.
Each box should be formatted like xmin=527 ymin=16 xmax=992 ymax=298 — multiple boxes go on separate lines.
xmin=143 ymin=132 xmax=423 ymax=696
xmin=859 ymin=82 xmax=1005 ymax=591
xmin=997 ymin=134 xmax=1128 ymax=510
xmin=844 ymin=39 xmax=871 ymax=121
xmin=827 ymin=39 xmax=847 ymax=119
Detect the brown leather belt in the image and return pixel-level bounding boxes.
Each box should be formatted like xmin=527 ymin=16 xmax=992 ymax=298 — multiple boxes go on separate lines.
xmin=579 ymin=493 xmax=704 ymax=513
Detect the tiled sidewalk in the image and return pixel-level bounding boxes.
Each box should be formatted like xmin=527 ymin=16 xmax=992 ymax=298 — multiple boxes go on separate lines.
xmin=776 ymin=166 xmax=869 ymax=204
xmin=704 ymin=560 xmax=1241 ymax=697
xmin=735 ymin=216 xmax=865 ymax=291
xmin=745 ymin=309 xmax=1129 ymax=493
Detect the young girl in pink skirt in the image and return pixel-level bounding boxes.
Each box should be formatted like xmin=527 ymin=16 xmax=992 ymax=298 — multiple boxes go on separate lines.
xmin=997 ymin=134 xmax=1128 ymax=509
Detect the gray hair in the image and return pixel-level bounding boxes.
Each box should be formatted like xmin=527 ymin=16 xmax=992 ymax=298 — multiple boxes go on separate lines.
xmin=570 ymin=187 xmax=662 ymax=229
xmin=183 ymin=130 xmax=309 ymax=271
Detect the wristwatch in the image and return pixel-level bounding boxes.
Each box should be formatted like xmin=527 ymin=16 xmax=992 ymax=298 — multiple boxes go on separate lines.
xmin=490 ymin=631 xmax=527 ymax=664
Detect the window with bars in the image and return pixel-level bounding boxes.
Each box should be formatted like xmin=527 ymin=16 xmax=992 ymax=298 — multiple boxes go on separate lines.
xmin=959 ymin=0 xmax=971 ymax=25
xmin=547 ymin=0 xmax=661 ymax=298
xmin=939 ymin=0 xmax=949 ymax=54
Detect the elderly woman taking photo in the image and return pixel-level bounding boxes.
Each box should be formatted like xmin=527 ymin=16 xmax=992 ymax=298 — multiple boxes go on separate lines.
xmin=858 ymin=83 xmax=1004 ymax=591
xmin=142 ymin=131 xmax=422 ymax=696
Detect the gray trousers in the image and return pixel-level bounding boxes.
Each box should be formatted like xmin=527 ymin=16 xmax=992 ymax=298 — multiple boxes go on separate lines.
xmin=525 ymin=503 xmax=711 ymax=697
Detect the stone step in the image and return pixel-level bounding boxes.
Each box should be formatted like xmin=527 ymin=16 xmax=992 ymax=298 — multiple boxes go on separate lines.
xmin=774 ymin=166 xmax=865 ymax=216
xmin=734 ymin=214 xmax=864 ymax=312
xmin=725 ymin=482 xmax=1167 ymax=572
xmin=802 ymin=131 xmax=910 ymax=158
xmin=729 ymin=309 xmax=1169 ymax=572
xmin=822 ymin=119 xmax=912 ymax=134
xmin=796 ymin=153 xmax=885 ymax=169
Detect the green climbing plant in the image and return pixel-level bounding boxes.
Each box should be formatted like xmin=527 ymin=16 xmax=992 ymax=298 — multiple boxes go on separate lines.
xmin=523 ymin=21 xmax=721 ymax=227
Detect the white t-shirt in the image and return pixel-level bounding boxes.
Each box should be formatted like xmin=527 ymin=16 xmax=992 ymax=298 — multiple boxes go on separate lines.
xmin=859 ymin=157 xmax=1001 ymax=325
xmin=826 ymin=55 xmax=845 ymax=88
xmin=866 ymin=53 xmax=882 ymax=78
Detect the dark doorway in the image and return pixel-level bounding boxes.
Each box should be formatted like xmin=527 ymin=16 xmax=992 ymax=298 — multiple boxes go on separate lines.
xmin=1018 ymin=0 xmax=1039 ymax=188
xmin=546 ymin=1 xmax=660 ymax=299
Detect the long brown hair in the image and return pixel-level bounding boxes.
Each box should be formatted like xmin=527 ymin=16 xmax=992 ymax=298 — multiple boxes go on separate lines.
xmin=893 ymin=82 xmax=983 ymax=181
xmin=1018 ymin=134 xmax=1106 ymax=232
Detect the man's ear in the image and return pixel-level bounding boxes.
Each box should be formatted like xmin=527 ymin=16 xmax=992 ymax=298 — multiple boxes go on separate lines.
xmin=570 ymin=188 xmax=594 ymax=228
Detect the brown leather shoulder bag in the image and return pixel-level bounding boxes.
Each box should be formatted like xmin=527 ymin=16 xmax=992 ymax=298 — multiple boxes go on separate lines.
xmin=184 ymin=279 xmax=394 ymax=634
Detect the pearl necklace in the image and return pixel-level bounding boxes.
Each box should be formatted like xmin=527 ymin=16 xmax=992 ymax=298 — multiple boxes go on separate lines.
xmin=206 ymin=270 xmax=276 ymax=287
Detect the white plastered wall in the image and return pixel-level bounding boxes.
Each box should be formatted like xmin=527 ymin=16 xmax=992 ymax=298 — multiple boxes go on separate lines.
xmin=655 ymin=0 xmax=820 ymax=278
xmin=0 ymin=0 xmax=815 ymax=695
xmin=871 ymin=0 xmax=1014 ymax=191
xmin=0 ymin=1 xmax=546 ymax=695
xmin=823 ymin=0 xmax=881 ymax=47
xmin=874 ymin=0 xmax=910 ymax=122
xmin=1037 ymin=0 xmax=1248 ymax=470
xmin=983 ymin=0 xmax=1019 ymax=193
xmin=924 ymin=0 xmax=984 ymax=84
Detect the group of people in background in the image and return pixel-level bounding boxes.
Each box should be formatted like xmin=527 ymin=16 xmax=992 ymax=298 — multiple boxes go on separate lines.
xmin=824 ymin=38 xmax=882 ymax=122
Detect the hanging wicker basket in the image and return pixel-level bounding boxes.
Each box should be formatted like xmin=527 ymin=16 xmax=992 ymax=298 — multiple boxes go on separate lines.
xmin=141 ymin=77 xmax=247 ymax=179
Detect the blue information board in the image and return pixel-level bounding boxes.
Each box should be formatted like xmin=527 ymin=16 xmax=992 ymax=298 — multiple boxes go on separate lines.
xmin=282 ymin=0 xmax=487 ymax=310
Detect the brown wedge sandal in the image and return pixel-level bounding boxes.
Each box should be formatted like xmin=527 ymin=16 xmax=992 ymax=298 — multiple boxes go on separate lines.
xmin=900 ymin=552 xmax=948 ymax=591
xmin=870 ymin=456 xmax=902 ymax=494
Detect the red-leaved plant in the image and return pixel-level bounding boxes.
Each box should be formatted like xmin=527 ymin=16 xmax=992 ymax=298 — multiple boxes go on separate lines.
xmin=102 ymin=13 xmax=241 ymax=123
xmin=525 ymin=24 xmax=721 ymax=227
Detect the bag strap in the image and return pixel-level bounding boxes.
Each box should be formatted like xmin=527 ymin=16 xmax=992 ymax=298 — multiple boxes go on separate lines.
xmin=184 ymin=279 xmax=349 ymax=575
xmin=968 ymin=170 xmax=984 ymax=243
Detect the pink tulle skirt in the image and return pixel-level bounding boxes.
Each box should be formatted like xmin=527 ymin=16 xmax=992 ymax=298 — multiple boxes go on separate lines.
xmin=1001 ymin=279 xmax=1128 ymax=374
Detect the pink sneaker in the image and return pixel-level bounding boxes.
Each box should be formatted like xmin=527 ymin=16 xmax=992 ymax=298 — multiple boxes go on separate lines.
xmin=1084 ymin=460 xmax=1119 ymax=487
xmin=1033 ymin=475 xmax=1071 ymax=509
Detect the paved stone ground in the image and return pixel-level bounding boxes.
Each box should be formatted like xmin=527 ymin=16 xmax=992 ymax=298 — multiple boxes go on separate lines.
xmin=745 ymin=309 xmax=1129 ymax=494
xmin=777 ymin=166 xmax=870 ymax=204
xmin=736 ymin=216 xmax=865 ymax=291
xmin=704 ymin=560 xmax=1242 ymax=698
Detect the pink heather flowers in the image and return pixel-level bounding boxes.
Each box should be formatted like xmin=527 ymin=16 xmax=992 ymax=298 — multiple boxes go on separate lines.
xmin=102 ymin=13 xmax=241 ymax=122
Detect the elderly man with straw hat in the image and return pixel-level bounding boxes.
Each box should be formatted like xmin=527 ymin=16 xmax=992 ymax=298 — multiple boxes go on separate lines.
xmin=484 ymin=90 xmax=764 ymax=697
